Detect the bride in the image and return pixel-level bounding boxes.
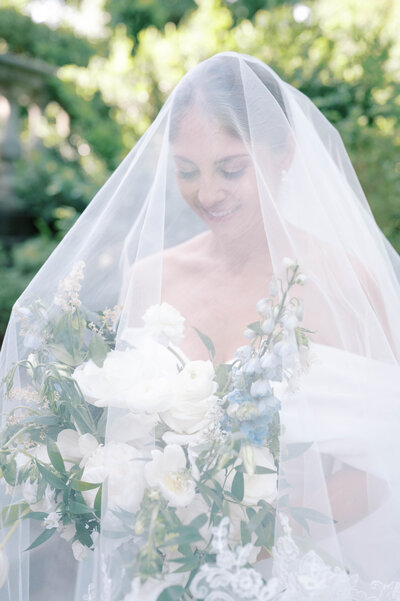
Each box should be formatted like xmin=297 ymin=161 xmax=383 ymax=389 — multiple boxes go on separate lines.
xmin=1 ymin=52 xmax=400 ymax=600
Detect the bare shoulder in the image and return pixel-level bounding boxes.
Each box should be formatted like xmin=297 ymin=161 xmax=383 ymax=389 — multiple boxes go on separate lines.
xmin=162 ymin=231 xmax=211 ymax=279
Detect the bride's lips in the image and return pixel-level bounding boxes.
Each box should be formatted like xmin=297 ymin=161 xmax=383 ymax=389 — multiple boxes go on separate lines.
xmin=199 ymin=204 xmax=241 ymax=223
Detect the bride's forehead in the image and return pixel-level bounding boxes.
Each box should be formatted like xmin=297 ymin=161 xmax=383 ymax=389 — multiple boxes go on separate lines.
xmin=171 ymin=107 xmax=246 ymax=153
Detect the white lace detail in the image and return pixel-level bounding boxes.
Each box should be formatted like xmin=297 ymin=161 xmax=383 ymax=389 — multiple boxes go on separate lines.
xmin=189 ymin=515 xmax=400 ymax=601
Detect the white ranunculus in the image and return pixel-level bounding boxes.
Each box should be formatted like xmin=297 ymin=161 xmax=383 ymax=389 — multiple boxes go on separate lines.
xmin=81 ymin=442 xmax=145 ymax=513
xmin=0 ymin=548 xmax=9 ymax=589
xmin=72 ymin=339 xmax=178 ymax=412
xmin=72 ymin=540 xmax=89 ymax=561
xmin=142 ymin=302 xmax=185 ymax=346
xmin=144 ymin=444 xmax=195 ymax=507
xmin=160 ymin=361 xmax=217 ymax=435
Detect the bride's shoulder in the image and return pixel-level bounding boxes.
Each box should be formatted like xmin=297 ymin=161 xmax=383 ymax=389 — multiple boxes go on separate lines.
xmin=162 ymin=232 xmax=211 ymax=276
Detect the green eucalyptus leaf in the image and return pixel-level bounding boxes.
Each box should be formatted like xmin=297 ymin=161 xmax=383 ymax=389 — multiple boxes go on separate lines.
xmin=231 ymin=470 xmax=244 ymax=502
xmin=1 ymin=502 xmax=29 ymax=528
xmin=88 ymin=333 xmax=109 ymax=367
xmin=70 ymin=479 xmax=102 ymax=492
xmin=46 ymin=438 xmax=66 ymax=474
xmin=25 ymin=527 xmax=57 ymax=551
xmin=37 ymin=462 xmax=66 ymax=490
xmin=193 ymin=327 xmax=215 ymax=359
xmin=69 ymin=501 xmax=93 ymax=515
xmin=156 ymin=585 xmax=185 ymax=601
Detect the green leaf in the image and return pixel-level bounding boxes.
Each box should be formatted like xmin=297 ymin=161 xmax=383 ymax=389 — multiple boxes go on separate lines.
xmin=46 ymin=438 xmax=66 ymax=474
xmin=25 ymin=527 xmax=56 ymax=551
xmin=70 ymin=479 xmax=102 ymax=492
xmin=159 ymin=530 xmax=203 ymax=548
xmin=235 ymin=464 xmax=276 ymax=475
xmin=193 ymin=327 xmax=215 ymax=359
xmin=1 ymin=502 xmax=29 ymax=528
xmin=47 ymin=343 xmax=80 ymax=367
xmin=188 ymin=513 xmax=207 ymax=531
xmin=37 ymin=462 xmax=66 ymax=490
xmin=69 ymin=501 xmax=93 ymax=515
xmin=231 ymin=470 xmax=244 ymax=502
xmin=94 ymin=485 xmax=102 ymax=517
xmin=240 ymin=520 xmax=251 ymax=545
xmin=289 ymin=506 xmax=335 ymax=526
xmin=1 ymin=457 xmax=17 ymax=486
xmin=156 ymin=585 xmax=185 ymax=601
xmin=88 ymin=333 xmax=109 ymax=367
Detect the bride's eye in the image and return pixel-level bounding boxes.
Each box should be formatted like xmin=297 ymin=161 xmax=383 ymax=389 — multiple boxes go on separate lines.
xmin=219 ymin=166 xmax=246 ymax=179
xmin=177 ymin=169 xmax=199 ymax=180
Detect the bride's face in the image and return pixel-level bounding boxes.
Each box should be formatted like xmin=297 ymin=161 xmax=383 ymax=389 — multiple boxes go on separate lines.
xmin=172 ymin=107 xmax=264 ymax=237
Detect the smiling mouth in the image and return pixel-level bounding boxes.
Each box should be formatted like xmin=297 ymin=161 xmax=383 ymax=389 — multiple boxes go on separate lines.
xmin=201 ymin=205 xmax=240 ymax=219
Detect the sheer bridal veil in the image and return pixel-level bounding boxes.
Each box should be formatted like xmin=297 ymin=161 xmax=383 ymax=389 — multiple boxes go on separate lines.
xmin=1 ymin=52 xmax=400 ymax=600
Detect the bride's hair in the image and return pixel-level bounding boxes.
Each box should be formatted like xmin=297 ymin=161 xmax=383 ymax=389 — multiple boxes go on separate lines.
xmin=170 ymin=54 xmax=291 ymax=144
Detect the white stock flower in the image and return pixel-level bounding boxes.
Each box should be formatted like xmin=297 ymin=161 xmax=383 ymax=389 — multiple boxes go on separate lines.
xmin=72 ymin=540 xmax=89 ymax=561
xmin=81 ymin=442 xmax=145 ymax=513
xmin=73 ymin=339 xmax=178 ymax=412
xmin=142 ymin=302 xmax=185 ymax=346
xmin=0 ymin=548 xmax=9 ymax=588
xmin=43 ymin=512 xmax=61 ymax=530
xmin=144 ymin=444 xmax=196 ymax=507
xmin=160 ymin=361 xmax=217 ymax=435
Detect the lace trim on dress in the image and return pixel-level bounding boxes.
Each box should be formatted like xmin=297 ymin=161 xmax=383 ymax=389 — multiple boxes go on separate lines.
xmin=189 ymin=515 xmax=400 ymax=601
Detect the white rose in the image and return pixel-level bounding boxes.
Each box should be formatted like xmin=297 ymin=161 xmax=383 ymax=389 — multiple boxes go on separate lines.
xmin=0 ymin=548 xmax=9 ymax=589
xmin=160 ymin=361 xmax=217 ymax=434
xmin=72 ymin=540 xmax=89 ymax=561
xmin=81 ymin=442 xmax=145 ymax=513
xmin=142 ymin=302 xmax=185 ymax=346
xmin=108 ymin=412 xmax=157 ymax=447
xmin=144 ymin=444 xmax=195 ymax=507
xmin=73 ymin=339 xmax=178 ymax=412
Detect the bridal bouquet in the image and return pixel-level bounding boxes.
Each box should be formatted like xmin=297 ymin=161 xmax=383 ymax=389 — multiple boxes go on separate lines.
xmin=0 ymin=258 xmax=315 ymax=600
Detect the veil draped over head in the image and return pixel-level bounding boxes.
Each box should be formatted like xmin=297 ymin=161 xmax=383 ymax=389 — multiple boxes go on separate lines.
xmin=1 ymin=52 xmax=400 ymax=601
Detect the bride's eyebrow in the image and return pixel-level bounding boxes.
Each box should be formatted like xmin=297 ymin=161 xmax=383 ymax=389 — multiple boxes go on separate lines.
xmin=214 ymin=154 xmax=250 ymax=166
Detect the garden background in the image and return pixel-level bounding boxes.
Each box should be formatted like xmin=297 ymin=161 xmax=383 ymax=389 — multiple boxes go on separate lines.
xmin=0 ymin=0 xmax=400 ymax=597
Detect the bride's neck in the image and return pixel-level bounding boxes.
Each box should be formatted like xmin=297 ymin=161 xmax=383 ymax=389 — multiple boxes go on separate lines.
xmin=206 ymin=225 xmax=272 ymax=273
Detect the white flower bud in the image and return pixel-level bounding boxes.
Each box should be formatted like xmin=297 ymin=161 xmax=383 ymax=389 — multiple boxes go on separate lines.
xmin=296 ymin=273 xmax=307 ymax=285
xmin=269 ymin=276 xmax=279 ymax=297
xmin=243 ymin=328 xmax=257 ymax=340
xmin=256 ymin=298 xmax=269 ymax=316
xmin=261 ymin=318 xmax=275 ymax=335
xmin=282 ymin=257 xmax=296 ymax=269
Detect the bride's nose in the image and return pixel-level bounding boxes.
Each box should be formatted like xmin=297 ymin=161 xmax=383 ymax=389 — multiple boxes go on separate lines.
xmin=197 ymin=178 xmax=227 ymax=208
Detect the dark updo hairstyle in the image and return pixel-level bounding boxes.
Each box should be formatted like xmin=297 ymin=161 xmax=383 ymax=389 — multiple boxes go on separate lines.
xmin=170 ymin=54 xmax=291 ymax=144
